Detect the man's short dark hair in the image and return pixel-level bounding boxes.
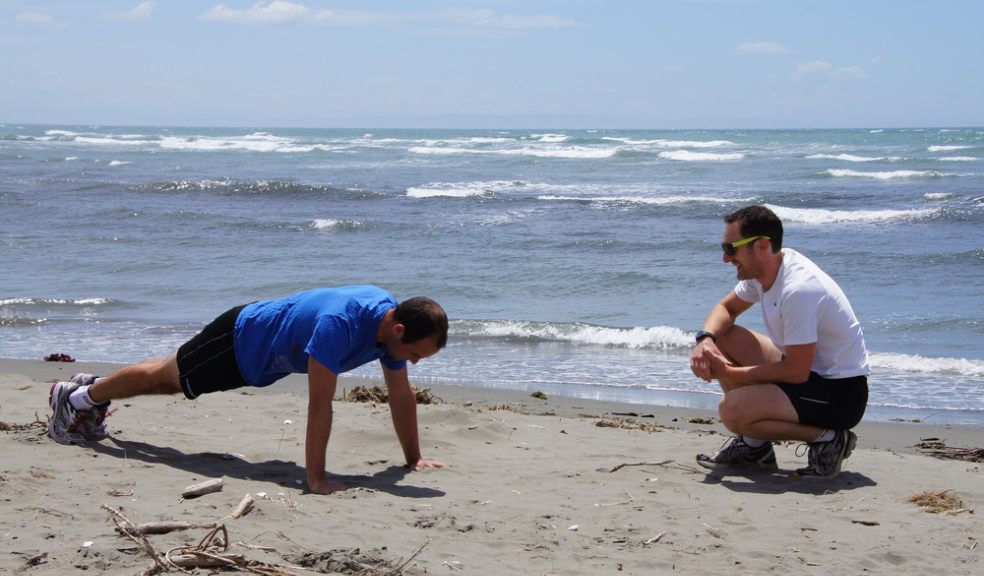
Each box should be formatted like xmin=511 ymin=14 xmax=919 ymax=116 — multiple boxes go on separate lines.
xmin=394 ymin=297 xmax=448 ymax=348
xmin=724 ymin=205 xmax=783 ymax=252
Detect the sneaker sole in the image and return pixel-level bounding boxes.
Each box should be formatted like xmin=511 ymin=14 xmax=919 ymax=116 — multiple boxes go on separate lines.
xmin=696 ymin=454 xmax=779 ymax=471
xmin=794 ymin=430 xmax=858 ymax=478
xmin=47 ymin=382 xmax=85 ymax=445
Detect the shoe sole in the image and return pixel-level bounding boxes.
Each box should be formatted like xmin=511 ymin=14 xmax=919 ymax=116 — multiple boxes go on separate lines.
xmin=47 ymin=382 xmax=85 ymax=445
xmin=66 ymin=373 xmax=110 ymax=441
xmin=794 ymin=430 xmax=859 ymax=478
xmin=696 ymin=454 xmax=779 ymax=471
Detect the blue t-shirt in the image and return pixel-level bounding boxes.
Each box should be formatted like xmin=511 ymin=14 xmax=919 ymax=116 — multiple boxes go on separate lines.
xmin=233 ymin=286 xmax=406 ymax=387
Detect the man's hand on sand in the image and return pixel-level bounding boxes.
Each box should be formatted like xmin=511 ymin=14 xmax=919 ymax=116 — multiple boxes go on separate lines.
xmin=411 ymin=458 xmax=447 ymax=471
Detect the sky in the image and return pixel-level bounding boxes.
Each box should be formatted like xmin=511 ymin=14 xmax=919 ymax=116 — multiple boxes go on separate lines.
xmin=2 ymin=0 xmax=982 ymax=129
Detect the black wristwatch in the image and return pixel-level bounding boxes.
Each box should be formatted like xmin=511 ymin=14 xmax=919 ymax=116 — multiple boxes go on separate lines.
xmin=695 ymin=330 xmax=717 ymax=343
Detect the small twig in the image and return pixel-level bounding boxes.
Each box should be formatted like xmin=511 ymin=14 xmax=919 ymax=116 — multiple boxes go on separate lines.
xmin=101 ymin=505 xmax=169 ymax=572
xmin=851 ymin=519 xmax=880 ymax=526
xmin=609 ymin=460 xmax=673 ymax=473
xmin=382 ymin=541 xmax=430 ymax=576
xmin=23 ymin=552 xmax=48 ymax=567
xmin=597 ymin=489 xmax=636 ymax=507
xmin=644 ymin=532 xmax=666 ymax=545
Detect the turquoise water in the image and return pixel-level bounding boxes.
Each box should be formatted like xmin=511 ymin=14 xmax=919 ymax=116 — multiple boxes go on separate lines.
xmin=2 ymin=125 xmax=982 ymax=424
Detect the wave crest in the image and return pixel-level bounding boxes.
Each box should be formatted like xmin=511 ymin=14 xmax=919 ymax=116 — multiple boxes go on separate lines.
xmin=452 ymin=319 xmax=692 ymax=350
xmin=869 ymin=352 xmax=984 ymax=378
xmin=765 ymin=204 xmax=939 ymax=224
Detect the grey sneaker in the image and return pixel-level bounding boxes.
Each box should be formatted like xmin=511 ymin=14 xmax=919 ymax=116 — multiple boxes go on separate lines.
xmin=697 ymin=436 xmax=778 ymax=470
xmin=69 ymin=373 xmax=111 ymax=441
xmin=47 ymin=381 xmax=88 ymax=444
xmin=795 ymin=430 xmax=858 ymax=478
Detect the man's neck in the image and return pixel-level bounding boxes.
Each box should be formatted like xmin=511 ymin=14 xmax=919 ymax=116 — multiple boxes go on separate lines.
xmin=759 ymin=249 xmax=784 ymax=292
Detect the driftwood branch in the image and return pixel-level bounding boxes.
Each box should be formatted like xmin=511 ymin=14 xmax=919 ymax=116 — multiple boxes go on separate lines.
xmin=181 ymin=478 xmax=224 ymax=499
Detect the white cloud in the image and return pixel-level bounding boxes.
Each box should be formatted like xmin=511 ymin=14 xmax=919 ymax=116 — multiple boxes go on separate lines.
xmin=445 ymin=9 xmax=576 ymax=30
xmin=738 ymin=42 xmax=788 ymax=54
xmin=103 ymin=1 xmax=156 ymax=22
xmin=16 ymin=11 xmax=55 ymax=25
xmin=791 ymin=60 xmax=833 ymax=79
xmin=198 ymin=2 xmax=575 ymax=29
xmin=831 ymin=66 xmax=869 ymax=80
xmin=200 ymin=1 xmax=313 ymax=25
xmin=791 ymin=60 xmax=868 ymax=81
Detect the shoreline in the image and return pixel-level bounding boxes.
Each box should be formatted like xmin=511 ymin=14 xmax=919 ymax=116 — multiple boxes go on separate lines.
xmin=2 ymin=357 xmax=982 ymax=575
xmin=5 ymin=357 xmax=982 ymax=452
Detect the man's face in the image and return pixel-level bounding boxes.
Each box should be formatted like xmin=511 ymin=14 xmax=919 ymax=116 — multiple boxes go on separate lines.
xmin=386 ymin=335 xmax=442 ymax=365
xmin=721 ymin=221 xmax=764 ymax=281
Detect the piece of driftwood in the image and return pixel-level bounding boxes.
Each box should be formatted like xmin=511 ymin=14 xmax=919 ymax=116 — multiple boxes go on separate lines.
xmin=181 ymin=478 xmax=224 ymax=499
xmin=130 ymin=521 xmax=217 ymax=535
xmin=227 ymin=493 xmax=255 ymax=519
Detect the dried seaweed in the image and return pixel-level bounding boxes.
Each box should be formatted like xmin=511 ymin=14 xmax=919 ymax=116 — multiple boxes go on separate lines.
xmin=914 ymin=438 xmax=984 ymax=463
xmin=0 ymin=418 xmax=46 ymax=432
xmin=907 ymin=490 xmax=969 ymax=514
xmin=596 ymin=416 xmax=665 ymax=433
xmin=344 ymin=386 xmax=441 ymax=405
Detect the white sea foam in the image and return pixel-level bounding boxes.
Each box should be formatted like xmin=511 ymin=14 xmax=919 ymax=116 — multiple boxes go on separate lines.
xmin=533 ymin=133 xmax=570 ymax=143
xmin=939 ymin=156 xmax=977 ymax=162
xmin=75 ymin=136 xmax=152 ymax=147
xmin=65 ymin=156 xmax=78 ymax=161
xmin=924 ymin=192 xmax=953 ymax=200
xmin=407 ymin=181 xmax=511 ymax=198
xmin=825 ymin=168 xmax=942 ymax=179
xmin=537 ymin=194 xmax=751 ymax=206
xmin=456 ymin=319 xmax=693 ymax=350
xmin=0 ymin=297 xmax=111 ymax=306
xmin=107 ymin=160 xmax=131 ymax=166
xmin=659 ymin=150 xmax=745 ymax=161
xmin=603 ymin=137 xmax=734 ymax=148
xmin=928 ymin=145 xmax=972 ymax=152
xmin=408 ymin=145 xmax=617 ymax=159
xmin=806 ymin=153 xmax=899 ymax=162
xmin=869 ymin=352 xmax=984 ymax=378
xmin=309 ymin=219 xmax=363 ymax=231
xmin=45 ymin=130 xmax=81 ymax=137
xmin=766 ymin=203 xmax=939 ymax=224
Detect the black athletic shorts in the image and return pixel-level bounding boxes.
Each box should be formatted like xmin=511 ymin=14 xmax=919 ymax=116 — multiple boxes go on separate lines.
xmin=176 ymin=304 xmax=249 ymax=399
xmin=777 ymin=372 xmax=868 ymax=430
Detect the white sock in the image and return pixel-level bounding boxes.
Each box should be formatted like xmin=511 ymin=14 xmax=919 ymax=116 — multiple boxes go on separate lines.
xmin=741 ymin=436 xmax=768 ymax=448
xmin=813 ymin=429 xmax=836 ymax=443
xmin=68 ymin=385 xmax=98 ymax=411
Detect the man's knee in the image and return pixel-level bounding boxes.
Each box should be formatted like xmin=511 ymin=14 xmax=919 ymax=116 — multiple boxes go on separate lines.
xmin=717 ymin=395 xmax=747 ymax=433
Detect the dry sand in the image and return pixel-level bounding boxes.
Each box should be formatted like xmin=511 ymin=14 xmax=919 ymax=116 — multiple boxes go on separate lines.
xmin=1 ymin=359 xmax=981 ymax=575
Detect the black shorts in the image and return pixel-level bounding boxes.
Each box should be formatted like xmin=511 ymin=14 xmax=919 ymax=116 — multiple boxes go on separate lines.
xmin=777 ymin=373 xmax=868 ymax=430
xmin=176 ymin=304 xmax=249 ymax=399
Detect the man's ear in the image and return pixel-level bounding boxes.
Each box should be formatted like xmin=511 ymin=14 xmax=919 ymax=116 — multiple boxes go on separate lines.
xmin=392 ymin=322 xmax=405 ymax=340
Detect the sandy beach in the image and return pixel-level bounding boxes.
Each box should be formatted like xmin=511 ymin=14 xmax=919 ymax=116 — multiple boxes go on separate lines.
xmin=1 ymin=358 xmax=981 ymax=575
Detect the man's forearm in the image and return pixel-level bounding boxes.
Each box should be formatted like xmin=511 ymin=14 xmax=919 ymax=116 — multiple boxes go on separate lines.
xmin=305 ymin=406 xmax=333 ymax=486
xmin=388 ymin=387 xmax=422 ymax=465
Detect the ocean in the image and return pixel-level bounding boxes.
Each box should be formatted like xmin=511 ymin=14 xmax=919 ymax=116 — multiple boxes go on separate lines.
xmin=2 ymin=124 xmax=982 ymax=426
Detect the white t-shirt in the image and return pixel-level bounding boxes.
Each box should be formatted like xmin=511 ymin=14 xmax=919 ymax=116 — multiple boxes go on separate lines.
xmin=734 ymin=248 xmax=870 ymax=379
